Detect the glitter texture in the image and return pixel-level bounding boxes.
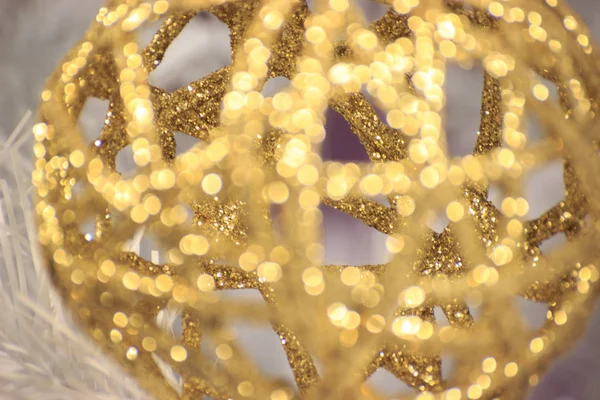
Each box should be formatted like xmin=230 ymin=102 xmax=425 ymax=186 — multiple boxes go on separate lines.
xmin=34 ymin=0 xmax=600 ymax=399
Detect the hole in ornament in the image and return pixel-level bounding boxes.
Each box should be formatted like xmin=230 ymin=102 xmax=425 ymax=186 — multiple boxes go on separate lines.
xmin=173 ymin=318 xmax=184 ymax=340
xmin=529 ymin=302 xmax=600 ymax=400
xmin=181 ymin=203 xmax=195 ymax=226
xmin=373 ymin=229 xmax=388 ymax=263
xmin=262 ymin=76 xmax=291 ymax=98
xmin=524 ymin=160 xmax=565 ymax=219
xmin=230 ymin=322 xmax=296 ymax=383
xmin=68 ymin=179 xmax=86 ymax=202
xmin=525 ymin=77 xmax=560 ymax=145
xmin=78 ymin=218 xmax=96 ymax=242
xmin=148 ymin=11 xmax=231 ymax=92
xmin=425 ymin=210 xmax=450 ymax=233
xmin=219 ymin=288 xmax=264 ymax=301
xmin=124 ymin=227 xmax=168 ymax=265
xmin=539 ymin=232 xmax=568 ymax=255
xmin=322 ymin=204 xmax=388 ymax=266
xmin=468 ymin=301 xmax=483 ymax=321
xmin=269 ymin=204 xmax=286 ymax=242
xmin=444 ymin=64 xmax=484 ymax=157
xmin=322 ymin=107 xmax=370 ymax=162
xmin=361 ymin=90 xmax=387 ymax=121
xmin=115 ymin=145 xmax=137 ymax=178
xmin=79 ymin=97 xmax=108 ymax=144
xmin=356 ymin=0 xmax=389 ymax=22
xmin=309 ymin=357 xmax=326 ymax=377
xmin=517 ymin=297 xmax=547 ymax=331
xmin=487 ymin=183 xmax=504 ymax=212
xmin=197 ymin=333 xmax=221 ymax=361
xmin=441 ymin=353 xmax=457 ymax=381
xmin=305 ymin=0 xmax=319 ymax=13
xmin=434 ymin=307 xmax=451 ymax=327
xmin=174 ymin=131 xmax=200 ymax=156
xmin=140 ymin=234 xmax=161 ymax=261
xmin=525 ymin=113 xmax=546 ymax=144
xmin=157 ymin=307 xmax=183 ymax=339
xmin=366 ymin=368 xmax=413 ymax=397
xmin=137 ymin=14 xmax=166 ymax=48
xmin=535 ymin=76 xmax=559 ymax=103
xmin=366 ymin=194 xmax=389 ymax=208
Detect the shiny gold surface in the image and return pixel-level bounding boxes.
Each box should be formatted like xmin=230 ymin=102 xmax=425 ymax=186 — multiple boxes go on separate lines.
xmin=34 ymin=0 xmax=600 ymax=399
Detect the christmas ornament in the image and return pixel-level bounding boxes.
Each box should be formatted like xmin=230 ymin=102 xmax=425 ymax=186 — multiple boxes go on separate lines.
xmin=34 ymin=0 xmax=600 ymax=398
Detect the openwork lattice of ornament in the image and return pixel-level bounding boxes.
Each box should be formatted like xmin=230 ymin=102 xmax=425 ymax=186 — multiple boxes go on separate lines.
xmin=33 ymin=0 xmax=600 ymax=399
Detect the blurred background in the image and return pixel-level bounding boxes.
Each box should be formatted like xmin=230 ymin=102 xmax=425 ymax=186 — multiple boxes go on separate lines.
xmin=1 ymin=1 xmax=600 ymax=399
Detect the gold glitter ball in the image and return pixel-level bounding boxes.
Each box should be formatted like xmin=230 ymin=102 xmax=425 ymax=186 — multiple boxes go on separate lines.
xmin=34 ymin=0 xmax=600 ymax=399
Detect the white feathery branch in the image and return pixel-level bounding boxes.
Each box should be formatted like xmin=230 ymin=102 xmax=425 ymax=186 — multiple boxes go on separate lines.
xmin=0 ymin=113 xmax=148 ymax=400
